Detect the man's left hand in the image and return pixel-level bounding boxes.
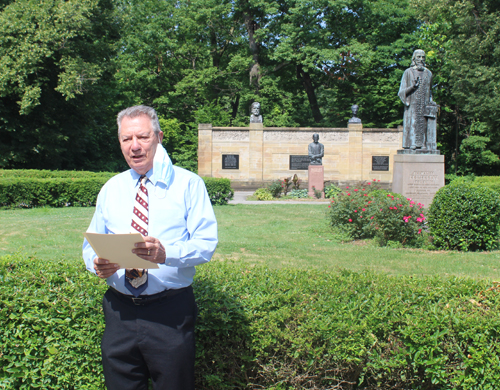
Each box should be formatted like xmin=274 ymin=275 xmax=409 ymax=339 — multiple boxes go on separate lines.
xmin=133 ymin=236 xmax=166 ymax=264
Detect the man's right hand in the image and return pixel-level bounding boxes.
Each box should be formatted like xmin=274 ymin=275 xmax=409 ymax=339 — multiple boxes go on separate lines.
xmin=413 ymin=77 xmax=420 ymax=88
xmin=93 ymin=257 xmax=119 ymax=279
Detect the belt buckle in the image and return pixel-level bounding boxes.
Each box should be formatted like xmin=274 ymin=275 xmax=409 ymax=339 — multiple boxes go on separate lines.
xmin=132 ymin=297 xmax=143 ymax=305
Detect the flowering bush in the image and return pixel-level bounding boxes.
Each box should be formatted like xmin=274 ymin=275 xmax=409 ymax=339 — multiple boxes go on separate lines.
xmin=327 ymin=180 xmax=426 ymax=246
xmin=324 ymin=183 xmax=342 ymax=198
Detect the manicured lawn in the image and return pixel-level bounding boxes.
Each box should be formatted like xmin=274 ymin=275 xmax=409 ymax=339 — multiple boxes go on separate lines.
xmin=1 ymin=204 xmax=500 ymax=279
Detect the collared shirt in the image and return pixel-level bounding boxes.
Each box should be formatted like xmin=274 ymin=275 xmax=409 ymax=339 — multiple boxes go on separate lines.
xmin=82 ymin=166 xmax=218 ymax=295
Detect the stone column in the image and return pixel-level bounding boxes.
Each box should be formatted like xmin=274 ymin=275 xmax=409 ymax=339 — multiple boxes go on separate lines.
xmin=198 ymin=123 xmax=212 ymax=177
xmin=248 ymin=123 xmax=263 ymax=182
xmin=348 ymin=122 xmax=363 ymax=183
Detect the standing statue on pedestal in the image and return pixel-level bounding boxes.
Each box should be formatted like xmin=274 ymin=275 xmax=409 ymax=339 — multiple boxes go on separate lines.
xmin=249 ymin=102 xmax=262 ymax=123
xmin=308 ymin=133 xmax=324 ymax=165
xmin=398 ymin=49 xmax=439 ymax=151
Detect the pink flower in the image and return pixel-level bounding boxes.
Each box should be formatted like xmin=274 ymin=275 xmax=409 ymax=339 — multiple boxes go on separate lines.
xmin=380 ymin=208 xmax=383 ymax=211
xmin=328 ymin=205 xmax=331 ymax=208
xmin=354 ymin=210 xmax=357 ymax=212
xmin=362 ymin=188 xmax=365 ymax=191
xmin=420 ymin=213 xmax=424 ymax=218
xmin=360 ymin=216 xmax=363 ymax=218
xmin=387 ymin=194 xmax=391 ymax=197
xmin=354 ymin=189 xmax=359 ymax=192
xmin=364 ymin=194 xmax=368 ymax=197
xmin=418 ymin=229 xmax=422 ymax=234
xmin=362 ymin=208 xmax=366 ymax=211
xmin=347 ymin=193 xmax=351 ymax=196
xmin=370 ymin=216 xmax=374 ymax=219
xmin=346 ymin=186 xmax=349 ymax=189
xmin=367 ymin=182 xmax=371 ymax=185
xmin=348 ymin=219 xmax=352 ymax=222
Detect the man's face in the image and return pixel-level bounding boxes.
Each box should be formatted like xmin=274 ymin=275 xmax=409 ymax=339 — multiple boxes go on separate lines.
xmin=313 ymin=134 xmax=319 ymax=143
xmin=119 ymin=115 xmax=163 ymax=175
xmin=415 ymin=52 xmax=425 ymax=69
xmin=251 ymin=104 xmax=260 ymax=116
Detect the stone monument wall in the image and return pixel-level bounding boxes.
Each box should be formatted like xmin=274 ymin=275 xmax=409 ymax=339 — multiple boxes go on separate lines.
xmin=198 ymin=122 xmax=402 ymax=189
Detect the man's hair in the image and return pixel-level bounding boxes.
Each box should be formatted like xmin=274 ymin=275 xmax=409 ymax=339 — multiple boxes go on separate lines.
xmin=250 ymin=102 xmax=260 ymax=113
xmin=117 ymin=105 xmax=161 ymax=136
xmin=411 ymin=49 xmax=426 ymax=68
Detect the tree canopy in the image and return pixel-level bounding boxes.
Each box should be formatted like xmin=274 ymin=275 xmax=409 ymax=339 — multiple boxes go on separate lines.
xmin=1 ymin=0 xmax=499 ymax=174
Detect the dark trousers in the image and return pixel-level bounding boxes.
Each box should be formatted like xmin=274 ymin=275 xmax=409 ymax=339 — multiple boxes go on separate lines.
xmin=101 ymin=286 xmax=197 ymax=390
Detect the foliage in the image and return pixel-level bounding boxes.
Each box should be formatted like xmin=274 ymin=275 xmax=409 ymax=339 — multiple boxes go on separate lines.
xmin=267 ymin=180 xmax=283 ymax=198
xmin=0 ymin=177 xmax=109 ymax=208
xmin=201 ymin=177 xmax=234 ymax=206
xmin=312 ymin=186 xmax=322 ymax=199
xmin=253 ymin=188 xmax=273 ymax=201
xmin=0 ymin=0 xmax=122 ymax=171
xmin=427 ymin=182 xmax=500 ymax=251
xmin=281 ymin=177 xmax=292 ymax=196
xmin=0 ymin=171 xmax=232 ymax=208
xmin=324 ymin=182 xmax=342 ymax=198
xmin=328 ymin=181 xmax=426 ymax=246
xmin=3 ymin=255 xmax=500 ymax=389
xmin=288 ymin=189 xmax=308 ymax=199
xmin=291 ymin=173 xmax=301 ymax=190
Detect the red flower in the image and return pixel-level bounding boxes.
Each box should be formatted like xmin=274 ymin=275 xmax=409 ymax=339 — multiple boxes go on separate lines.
xmin=348 ymin=219 xmax=352 ymax=222
xmin=354 ymin=189 xmax=359 ymax=192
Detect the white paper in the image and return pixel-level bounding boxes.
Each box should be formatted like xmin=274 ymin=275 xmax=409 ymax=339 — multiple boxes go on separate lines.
xmin=83 ymin=232 xmax=159 ymax=269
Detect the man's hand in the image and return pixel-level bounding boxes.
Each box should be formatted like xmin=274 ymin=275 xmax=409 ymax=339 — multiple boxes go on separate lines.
xmin=94 ymin=257 xmax=119 ymax=279
xmin=413 ymin=77 xmax=420 ymax=89
xmin=133 ymin=236 xmax=166 ymax=264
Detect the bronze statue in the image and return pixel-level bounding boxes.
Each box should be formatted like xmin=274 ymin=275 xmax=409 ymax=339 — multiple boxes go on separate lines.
xmin=250 ymin=102 xmax=262 ymax=123
xmin=398 ymin=49 xmax=438 ymax=151
xmin=348 ymin=104 xmax=361 ymax=123
xmin=308 ymin=133 xmax=324 ymax=165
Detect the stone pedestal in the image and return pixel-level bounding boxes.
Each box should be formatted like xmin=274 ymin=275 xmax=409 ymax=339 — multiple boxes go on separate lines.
xmin=308 ymin=165 xmax=324 ymax=198
xmin=392 ymin=153 xmax=445 ymax=208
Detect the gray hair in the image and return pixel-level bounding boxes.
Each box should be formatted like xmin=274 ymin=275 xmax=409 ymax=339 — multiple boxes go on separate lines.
xmin=410 ymin=49 xmax=426 ymax=67
xmin=117 ymin=105 xmax=161 ymax=136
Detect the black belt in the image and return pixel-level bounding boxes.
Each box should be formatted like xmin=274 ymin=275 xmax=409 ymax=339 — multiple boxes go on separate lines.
xmin=109 ymin=286 xmax=189 ymax=306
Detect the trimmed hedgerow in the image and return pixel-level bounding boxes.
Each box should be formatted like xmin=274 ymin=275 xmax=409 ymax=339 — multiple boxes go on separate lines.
xmin=0 ymin=171 xmax=233 ymax=208
xmin=2 ymin=255 xmax=500 ymax=389
xmin=427 ymin=183 xmax=500 ymax=251
xmin=201 ymin=177 xmax=234 ymax=205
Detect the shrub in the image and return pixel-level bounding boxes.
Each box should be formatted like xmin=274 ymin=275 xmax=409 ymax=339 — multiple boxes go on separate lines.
xmin=324 ymin=182 xmax=342 ymax=198
xmin=288 ymin=189 xmax=308 ymax=198
xmin=267 ymin=180 xmax=283 ymax=198
xmin=3 ymin=255 xmax=500 ymax=389
xmin=291 ymin=174 xmax=301 ymax=190
xmin=0 ymin=171 xmax=233 ymax=208
xmin=201 ymin=177 xmax=234 ymax=205
xmin=281 ymin=177 xmax=292 ymax=196
xmin=254 ymin=188 xmax=273 ymax=201
xmin=328 ymin=181 xmax=426 ymax=246
xmin=427 ymin=183 xmax=500 ymax=251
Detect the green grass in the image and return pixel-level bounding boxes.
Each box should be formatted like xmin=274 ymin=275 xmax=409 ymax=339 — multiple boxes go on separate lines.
xmin=1 ymin=204 xmax=500 ymax=280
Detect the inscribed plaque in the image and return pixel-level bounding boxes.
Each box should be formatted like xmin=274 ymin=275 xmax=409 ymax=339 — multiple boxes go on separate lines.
xmin=222 ymin=154 xmax=239 ymax=169
xmin=372 ymin=156 xmax=389 ymax=171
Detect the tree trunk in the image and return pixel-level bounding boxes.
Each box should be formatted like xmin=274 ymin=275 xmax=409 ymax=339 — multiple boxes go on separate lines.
xmin=297 ymin=64 xmax=323 ymax=123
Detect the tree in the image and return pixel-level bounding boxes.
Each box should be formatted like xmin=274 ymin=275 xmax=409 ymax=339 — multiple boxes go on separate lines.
xmin=0 ymin=0 xmax=122 ymax=170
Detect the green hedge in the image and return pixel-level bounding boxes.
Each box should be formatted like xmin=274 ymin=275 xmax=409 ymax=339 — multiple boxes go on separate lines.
xmin=2 ymin=255 xmax=500 ymax=389
xmin=202 ymin=177 xmax=234 ymax=205
xmin=428 ymin=183 xmax=500 ymax=251
xmin=0 ymin=170 xmax=233 ymax=208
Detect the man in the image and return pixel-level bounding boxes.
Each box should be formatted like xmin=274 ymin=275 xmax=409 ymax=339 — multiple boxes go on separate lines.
xmin=308 ymin=133 xmax=324 ymax=165
xmin=249 ymin=102 xmax=262 ymax=123
xmin=398 ymin=49 xmax=434 ymax=150
xmin=82 ymin=105 xmax=218 ymax=390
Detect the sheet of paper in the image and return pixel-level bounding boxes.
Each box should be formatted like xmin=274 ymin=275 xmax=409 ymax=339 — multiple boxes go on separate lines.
xmin=83 ymin=232 xmax=159 ymax=269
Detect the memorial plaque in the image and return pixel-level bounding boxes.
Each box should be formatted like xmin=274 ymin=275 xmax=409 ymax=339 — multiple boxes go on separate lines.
xmin=290 ymin=155 xmax=310 ymax=170
xmin=372 ymin=156 xmax=389 ymax=171
xmin=222 ymin=154 xmax=239 ymax=169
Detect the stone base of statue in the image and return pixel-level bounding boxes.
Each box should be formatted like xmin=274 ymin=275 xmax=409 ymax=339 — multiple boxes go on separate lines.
xmin=392 ymin=152 xmax=445 ymax=208
xmin=308 ymin=165 xmax=324 ymax=198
